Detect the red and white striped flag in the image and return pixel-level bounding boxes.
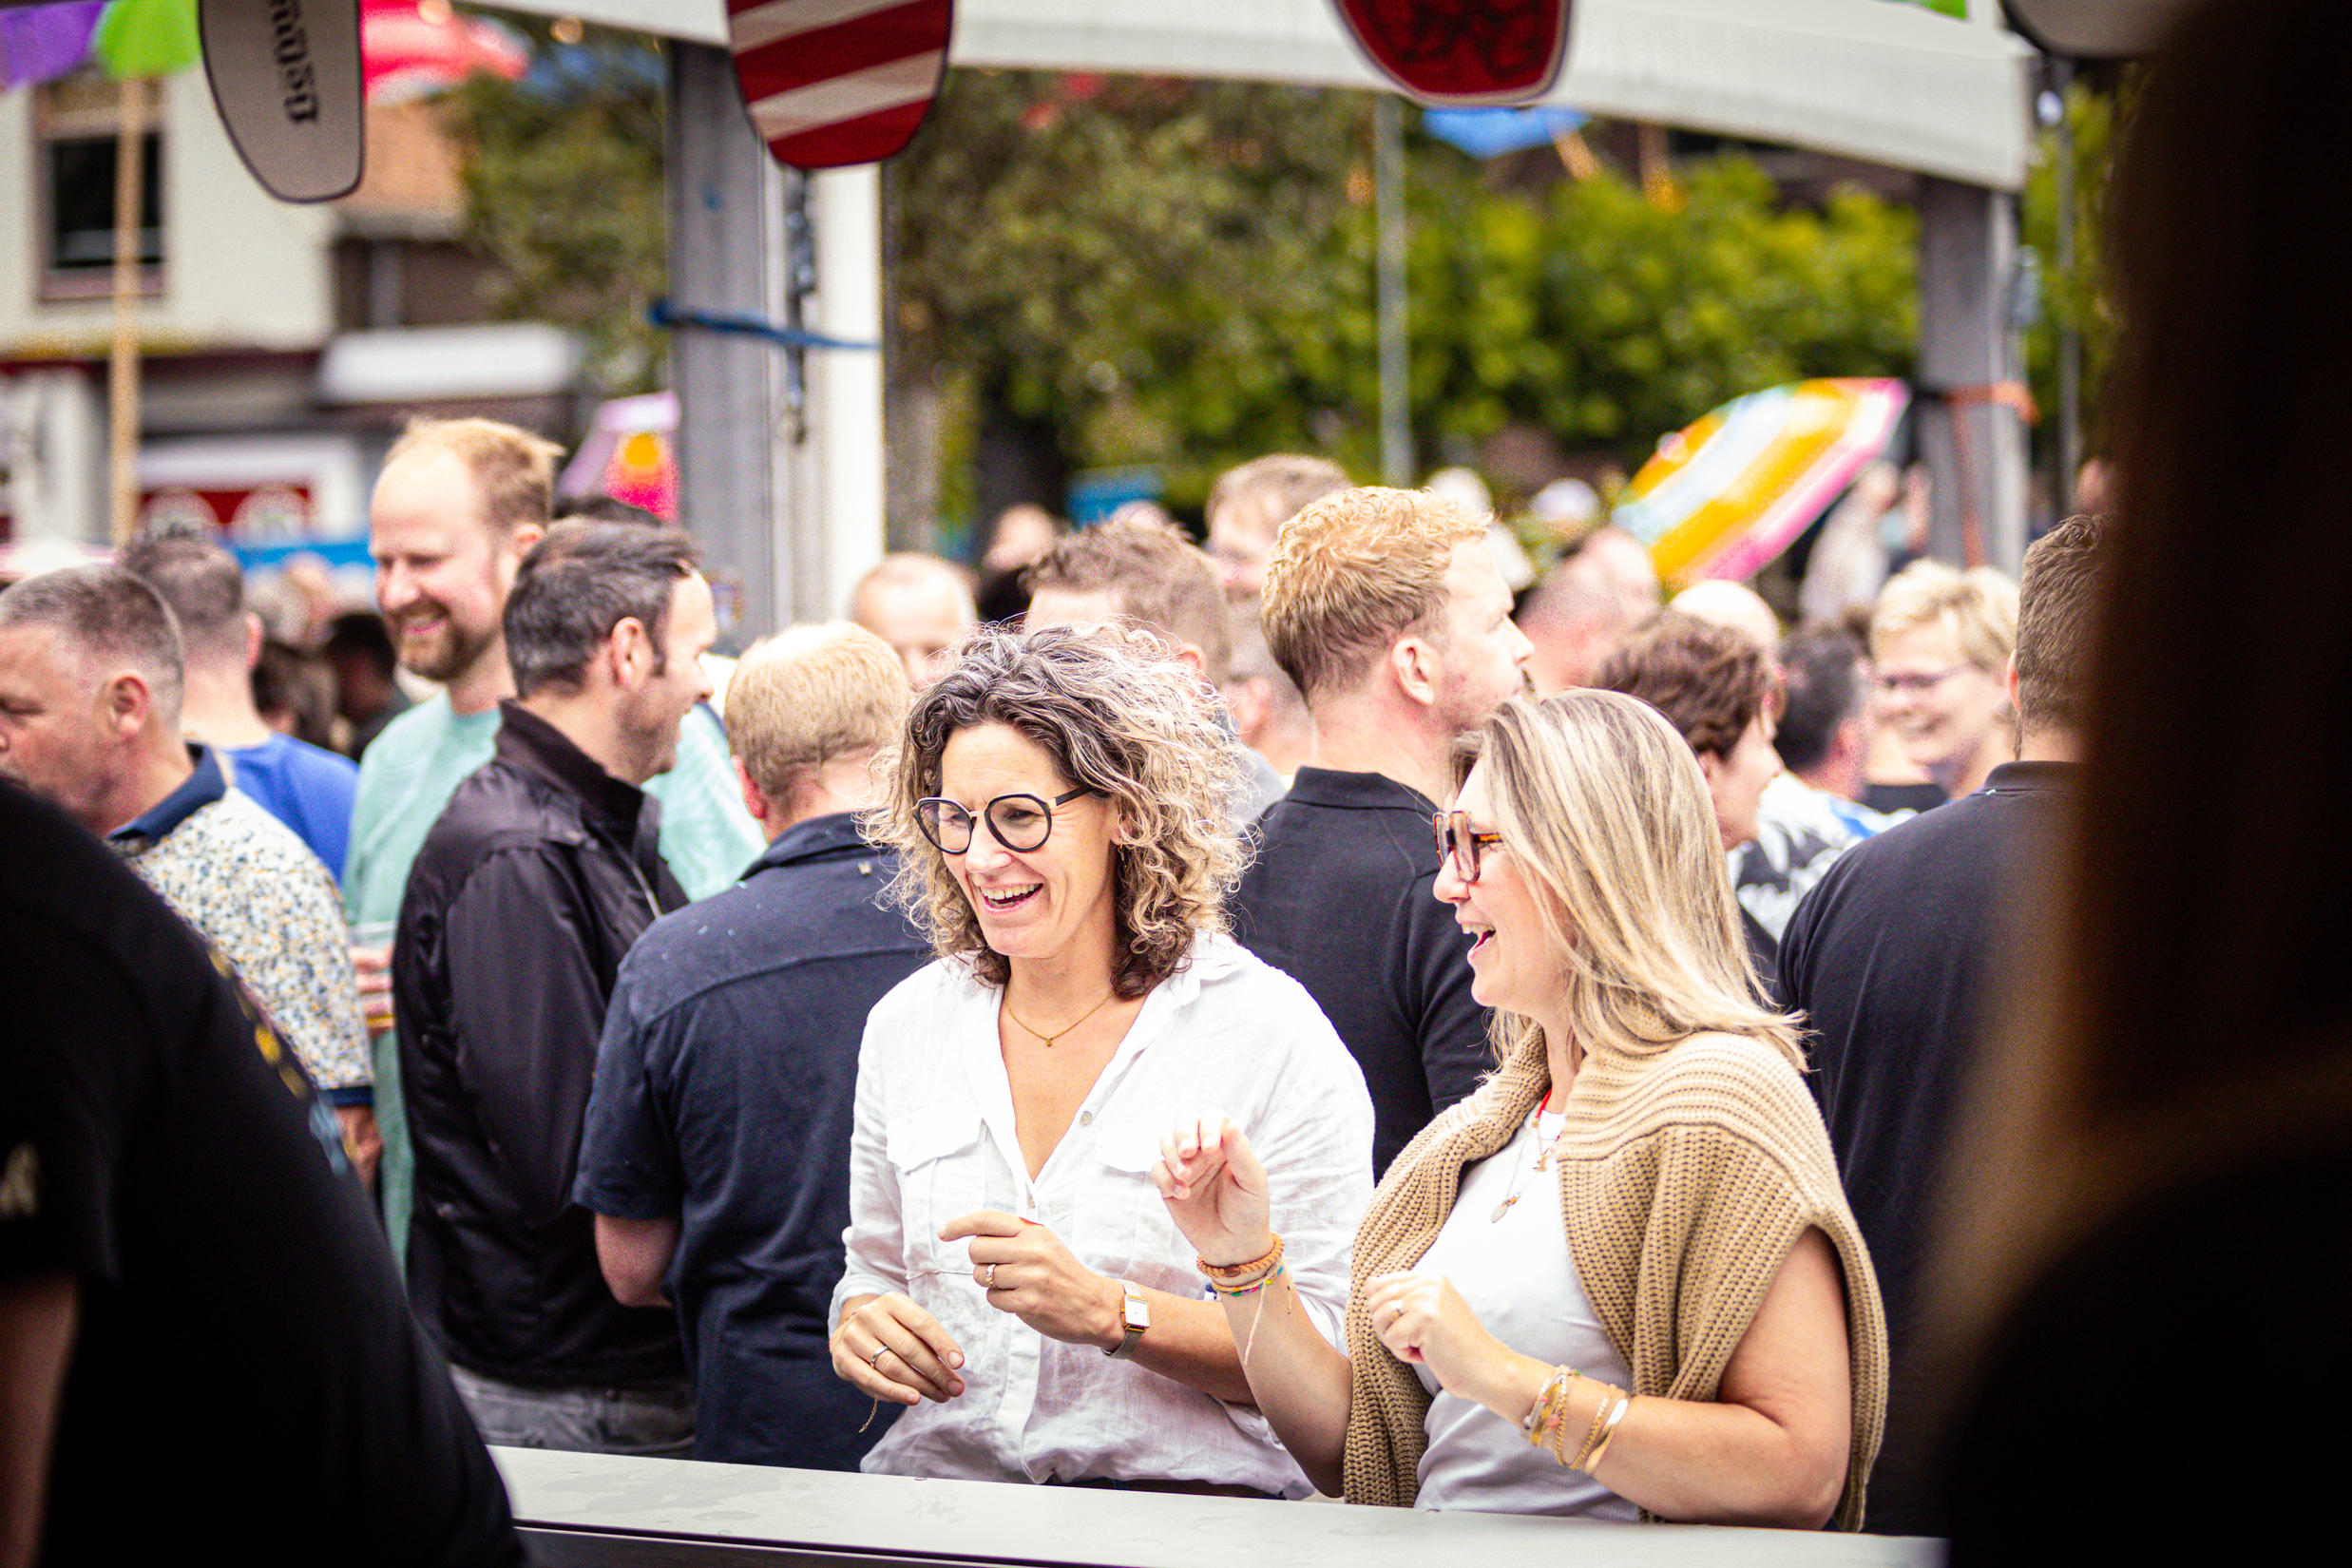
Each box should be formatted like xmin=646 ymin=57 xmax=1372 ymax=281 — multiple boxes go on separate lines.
xmin=727 ymin=0 xmax=955 ymax=170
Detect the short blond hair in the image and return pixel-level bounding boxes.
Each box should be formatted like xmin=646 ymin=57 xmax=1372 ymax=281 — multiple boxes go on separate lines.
xmin=1207 ymin=453 xmax=1350 ymax=533
xmin=381 ymin=416 xmax=563 ymax=533
xmin=1024 ymin=517 xmax=1233 ymax=682
xmin=1261 ymin=486 xmax=1484 ymax=701
xmin=726 ymin=623 xmax=909 ymax=803
xmin=1870 ymin=560 xmax=2018 ymax=673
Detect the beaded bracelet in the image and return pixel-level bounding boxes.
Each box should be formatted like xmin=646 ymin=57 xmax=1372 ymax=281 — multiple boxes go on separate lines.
xmin=1520 ymin=1366 xmax=1579 ymax=1446
xmin=1198 ymin=1233 xmax=1284 ymax=1281
xmin=1206 ymin=1263 xmax=1286 ymax=1298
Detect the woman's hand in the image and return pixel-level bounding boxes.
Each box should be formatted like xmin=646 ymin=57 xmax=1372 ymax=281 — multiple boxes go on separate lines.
xmin=831 ymin=1291 xmax=966 ymax=1405
xmin=943 ymin=1212 xmax=1122 ymax=1350
xmin=1364 ymin=1272 xmax=1519 ymax=1406
xmin=1150 ymin=1114 xmax=1273 ymax=1268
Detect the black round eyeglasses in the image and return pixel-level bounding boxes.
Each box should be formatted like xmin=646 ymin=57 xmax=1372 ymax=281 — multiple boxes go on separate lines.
xmin=915 ymin=786 xmax=1103 ymax=855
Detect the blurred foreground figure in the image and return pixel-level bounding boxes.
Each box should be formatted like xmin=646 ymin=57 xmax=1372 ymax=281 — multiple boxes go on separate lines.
xmin=124 ymin=533 xmax=360 ymax=878
xmin=1926 ymin=2 xmax=2352 ymax=1552
xmin=1205 ymin=453 xmax=1350 ymax=600
xmin=397 ymin=525 xmax=715 ymax=1454
xmin=576 ymin=625 xmax=928 ymax=1470
xmin=1779 ymin=516 xmax=2109 ymax=1533
xmin=0 ymin=566 xmax=375 ymax=1167
xmin=1239 ymin=488 xmax=1533 ymax=1173
xmin=851 ymin=553 xmax=976 ymax=688
xmin=0 ymin=779 xmax=520 ymax=1568
xmin=1022 ymin=516 xmax=1283 ymax=824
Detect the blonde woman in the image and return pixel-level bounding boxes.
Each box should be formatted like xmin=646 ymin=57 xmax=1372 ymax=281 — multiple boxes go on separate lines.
xmin=828 ymin=624 xmax=1372 ymax=1495
xmin=1156 ymin=692 xmax=1887 ymax=1526
xmin=1870 ymin=560 xmax=2018 ymax=803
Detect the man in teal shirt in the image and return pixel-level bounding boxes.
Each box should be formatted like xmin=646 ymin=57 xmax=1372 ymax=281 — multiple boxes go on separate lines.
xmin=345 ymin=417 xmax=762 ymax=1259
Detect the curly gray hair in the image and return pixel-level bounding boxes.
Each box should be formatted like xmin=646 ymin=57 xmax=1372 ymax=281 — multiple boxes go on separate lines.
xmin=870 ymin=622 xmax=1248 ymax=998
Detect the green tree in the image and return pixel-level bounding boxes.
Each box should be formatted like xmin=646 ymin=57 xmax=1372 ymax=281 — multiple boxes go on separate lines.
xmin=2021 ymin=83 xmax=2117 ymax=463
xmin=443 ymin=27 xmax=668 ymax=397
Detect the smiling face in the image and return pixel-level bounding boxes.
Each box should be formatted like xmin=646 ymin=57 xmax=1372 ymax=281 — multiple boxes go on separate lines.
xmin=370 ymin=449 xmax=527 ymax=684
xmin=1433 ymin=760 xmax=1565 ymax=1021
xmin=1874 ymin=617 xmax=2008 ymax=777
xmin=936 ymin=720 xmax=1120 ymax=973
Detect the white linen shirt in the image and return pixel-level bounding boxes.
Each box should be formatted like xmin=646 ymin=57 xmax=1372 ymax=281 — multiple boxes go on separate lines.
xmin=832 ymin=930 xmax=1374 ymax=1495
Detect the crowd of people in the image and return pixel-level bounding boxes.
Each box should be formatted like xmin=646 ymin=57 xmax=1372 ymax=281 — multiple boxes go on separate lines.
xmin=5 ymin=4 xmax=2338 ymax=1559
xmin=0 ymin=404 xmax=2109 ymax=1540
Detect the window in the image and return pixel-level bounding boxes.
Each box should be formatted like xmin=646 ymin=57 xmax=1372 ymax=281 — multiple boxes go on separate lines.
xmin=35 ymin=69 xmax=164 ymax=299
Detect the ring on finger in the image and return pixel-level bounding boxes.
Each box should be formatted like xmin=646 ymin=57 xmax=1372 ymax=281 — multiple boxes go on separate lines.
xmin=983 ymin=1263 xmax=997 ymax=1289
xmin=869 ymin=1344 xmax=890 ymax=1368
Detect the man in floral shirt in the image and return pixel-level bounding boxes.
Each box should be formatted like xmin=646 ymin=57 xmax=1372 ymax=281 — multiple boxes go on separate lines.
xmin=0 ymin=564 xmax=373 ymax=1176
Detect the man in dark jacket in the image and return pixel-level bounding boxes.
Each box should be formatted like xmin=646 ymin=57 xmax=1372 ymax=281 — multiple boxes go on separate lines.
xmin=576 ymin=623 xmax=929 ymax=1469
xmin=1778 ymin=513 xmax=2109 ymax=1531
xmin=395 ymin=522 xmax=716 ymax=1453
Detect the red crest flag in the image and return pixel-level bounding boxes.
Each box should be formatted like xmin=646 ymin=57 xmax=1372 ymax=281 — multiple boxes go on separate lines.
xmin=1332 ymin=0 xmax=1571 ymax=105
xmin=727 ymin=0 xmax=954 ymax=170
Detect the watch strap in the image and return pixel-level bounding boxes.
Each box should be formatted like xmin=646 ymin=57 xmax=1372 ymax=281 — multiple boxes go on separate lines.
xmin=1105 ymin=1279 xmax=1147 ymax=1360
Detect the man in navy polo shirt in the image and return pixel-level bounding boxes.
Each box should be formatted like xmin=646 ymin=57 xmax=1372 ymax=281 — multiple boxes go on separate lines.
xmin=1234 ymin=487 xmax=1533 ymax=1175
xmin=576 ymin=623 xmax=929 ymax=1469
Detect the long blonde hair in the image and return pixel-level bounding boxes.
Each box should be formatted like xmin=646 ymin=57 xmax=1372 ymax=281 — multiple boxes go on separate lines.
xmin=1453 ymin=691 xmax=1802 ymax=1071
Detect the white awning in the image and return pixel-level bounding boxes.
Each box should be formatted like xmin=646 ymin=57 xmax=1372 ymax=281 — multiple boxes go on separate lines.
xmin=499 ymin=0 xmax=2032 ymax=189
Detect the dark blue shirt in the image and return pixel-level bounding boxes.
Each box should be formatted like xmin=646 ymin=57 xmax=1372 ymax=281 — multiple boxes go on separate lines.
xmin=227 ymin=733 xmax=359 ymax=878
xmin=574 ymin=813 xmax=930 ymax=1469
xmin=1233 ymin=767 xmax=1491 ymax=1176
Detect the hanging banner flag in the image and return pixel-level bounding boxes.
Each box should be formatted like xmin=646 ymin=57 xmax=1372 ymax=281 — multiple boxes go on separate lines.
xmin=1332 ymin=0 xmax=1570 ymax=105
xmin=727 ymin=0 xmax=954 ymax=170
xmin=199 ymin=0 xmax=363 ymax=202
xmin=1612 ymin=378 xmax=1911 ymax=586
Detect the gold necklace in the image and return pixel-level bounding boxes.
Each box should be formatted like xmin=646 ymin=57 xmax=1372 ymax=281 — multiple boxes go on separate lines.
xmin=1002 ymin=987 xmax=1117 ymax=1047
xmin=1490 ymin=1096 xmax=1570 ymax=1223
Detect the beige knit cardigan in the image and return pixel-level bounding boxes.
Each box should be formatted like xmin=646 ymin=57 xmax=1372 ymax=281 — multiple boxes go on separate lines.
xmin=1340 ymin=1029 xmax=1889 ymax=1530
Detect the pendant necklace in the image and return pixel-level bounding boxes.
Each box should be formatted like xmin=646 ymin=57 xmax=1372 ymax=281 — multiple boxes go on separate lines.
xmin=1490 ymin=1093 xmax=1569 ymax=1223
xmin=1003 ymin=987 xmax=1116 ymax=1048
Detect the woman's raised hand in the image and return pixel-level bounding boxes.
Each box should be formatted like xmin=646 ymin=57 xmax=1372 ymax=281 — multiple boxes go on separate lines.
xmin=1152 ymin=1113 xmax=1273 ymax=1267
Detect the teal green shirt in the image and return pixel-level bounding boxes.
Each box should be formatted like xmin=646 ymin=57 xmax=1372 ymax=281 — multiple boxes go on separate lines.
xmin=343 ymin=694 xmax=763 ymax=1263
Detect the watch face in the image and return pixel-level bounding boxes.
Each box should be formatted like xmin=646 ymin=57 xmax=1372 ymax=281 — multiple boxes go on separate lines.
xmin=1123 ymin=1288 xmax=1150 ymax=1330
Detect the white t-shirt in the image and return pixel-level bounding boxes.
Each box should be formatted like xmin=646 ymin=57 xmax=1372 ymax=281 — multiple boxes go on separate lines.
xmin=832 ymin=931 xmax=1374 ymax=1496
xmin=1410 ymin=1102 xmax=1640 ymax=1519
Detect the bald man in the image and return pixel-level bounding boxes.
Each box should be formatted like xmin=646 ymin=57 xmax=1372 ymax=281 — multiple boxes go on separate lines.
xmin=1670 ymin=578 xmax=1781 ymax=657
xmin=851 ymin=554 xmax=975 ymax=689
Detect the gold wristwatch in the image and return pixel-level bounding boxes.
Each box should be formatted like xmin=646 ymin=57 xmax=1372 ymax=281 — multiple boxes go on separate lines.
xmin=1105 ymin=1279 xmax=1149 ymax=1360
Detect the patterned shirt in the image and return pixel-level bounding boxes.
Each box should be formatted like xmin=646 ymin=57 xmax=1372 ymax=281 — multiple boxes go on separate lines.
xmin=111 ymin=746 xmax=372 ymax=1103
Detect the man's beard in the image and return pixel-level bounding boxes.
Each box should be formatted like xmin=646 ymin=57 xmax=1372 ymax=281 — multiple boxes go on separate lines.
xmin=392 ymin=611 xmax=497 ymax=685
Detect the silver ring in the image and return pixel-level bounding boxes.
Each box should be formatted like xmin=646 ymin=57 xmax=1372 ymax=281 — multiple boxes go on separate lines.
xmin=869 ymin=1344 xmax=890 ymax=1368
xmin=983 ymin=1264 xmax=997 ymax=1289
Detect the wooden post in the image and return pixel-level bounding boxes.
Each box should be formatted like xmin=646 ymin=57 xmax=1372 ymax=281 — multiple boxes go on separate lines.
xmin=107 ymin=74 xmax=148 ymax=546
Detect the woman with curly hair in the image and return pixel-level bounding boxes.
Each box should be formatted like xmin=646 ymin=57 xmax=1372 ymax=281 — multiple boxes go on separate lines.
xmin=827 ymin=623 xmax=1373 ymax=1494
xmin=1156 ymin=691 xmax=1886 ymax=1526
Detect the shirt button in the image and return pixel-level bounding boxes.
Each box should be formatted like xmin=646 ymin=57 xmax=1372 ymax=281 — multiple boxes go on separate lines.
xmin=1079 ymin=1111 xmax=1093 ymax=1125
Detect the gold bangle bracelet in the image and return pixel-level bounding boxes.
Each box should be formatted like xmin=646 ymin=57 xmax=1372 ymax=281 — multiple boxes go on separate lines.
xmin=1580 ymin=1394 xmax=1634 ymax=1475
xmin=1566 ymin=1383 xmax=1616 ymax=1470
